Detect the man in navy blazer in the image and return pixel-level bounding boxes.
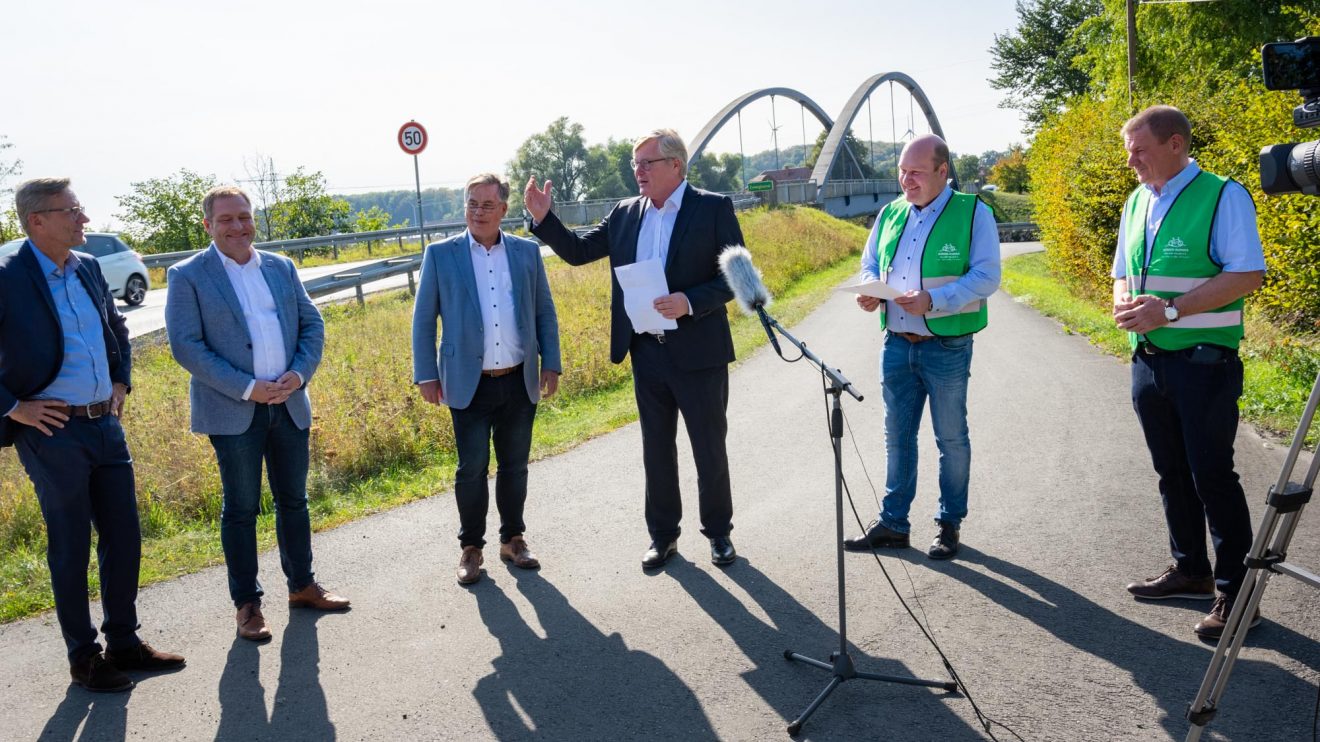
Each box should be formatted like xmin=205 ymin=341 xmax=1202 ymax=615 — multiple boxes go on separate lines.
xmin=413 ymin=173 xmax=561 ymax=585
xmin=1 ymin=178 xmax=183 ymax=692
xmin=526 ymin=128 xmax=743 ymax=569
xmin=166 ymin=186 xmax=349 ymax=642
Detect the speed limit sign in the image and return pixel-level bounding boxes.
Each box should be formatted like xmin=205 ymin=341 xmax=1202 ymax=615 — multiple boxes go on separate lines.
xmin=398 ymin=121 xmax=428 ymax=155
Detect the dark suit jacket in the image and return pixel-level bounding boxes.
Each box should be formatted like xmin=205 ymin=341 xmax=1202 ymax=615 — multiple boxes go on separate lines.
xmin=0 ymin=240 xmax=132 ymax=447
xmin=532 ymin=184 xmax=743 ymax=371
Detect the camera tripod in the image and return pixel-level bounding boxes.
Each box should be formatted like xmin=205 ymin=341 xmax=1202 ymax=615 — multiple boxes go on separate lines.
xmin=1185 ymin=370 xmax=1320 ymax=741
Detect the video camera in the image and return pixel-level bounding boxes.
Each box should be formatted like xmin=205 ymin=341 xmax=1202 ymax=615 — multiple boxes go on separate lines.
xmin=1259 ymin=37 xmax=1320 ymax=195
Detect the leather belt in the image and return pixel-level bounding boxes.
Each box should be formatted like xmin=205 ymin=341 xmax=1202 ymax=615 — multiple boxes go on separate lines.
xmin=54 ymin=400 xmax=113 ymax=418
xmin=481 ymin=364 xmax=522 ymax=378
xmin=638 ymin=332 xmax=667 ymax=344
xmin=890 ymin=331 xmax=935 ymax=344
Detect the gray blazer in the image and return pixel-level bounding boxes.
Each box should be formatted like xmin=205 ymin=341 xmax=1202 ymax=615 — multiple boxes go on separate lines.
xmin=165 ymin=246 xmax=324 ymax=435
xmin=411 ymin=232 xmax=561 ymax=409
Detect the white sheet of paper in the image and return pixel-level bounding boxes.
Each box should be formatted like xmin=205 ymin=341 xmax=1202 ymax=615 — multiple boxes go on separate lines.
xmin=837 ymin=277 xmax=902 ymax=301
xmin=614 ymin=259 xmax=678 ymax=332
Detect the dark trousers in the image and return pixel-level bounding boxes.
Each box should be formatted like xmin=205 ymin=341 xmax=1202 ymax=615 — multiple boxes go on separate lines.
xmin=449 ymin=371 xmax=537 ymax=548
xmin=1132 ymin=347 xmax=1253 ymax=596
xmin=15 ymin=416 xmax=141 ymax=662
xmin=630 ymin=333 xmax=732 ymax=543
xmin=209 ymin=403 xmax=314 ymax=607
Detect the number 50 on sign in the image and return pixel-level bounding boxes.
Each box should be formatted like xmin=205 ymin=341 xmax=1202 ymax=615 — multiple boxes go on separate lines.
xmin=398 ymin=121 xmax=428 ymax=155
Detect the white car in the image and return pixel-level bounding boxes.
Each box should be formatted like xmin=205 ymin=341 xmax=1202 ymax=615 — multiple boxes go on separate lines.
xmin=0 ymin=232 xmax=151 ymax=305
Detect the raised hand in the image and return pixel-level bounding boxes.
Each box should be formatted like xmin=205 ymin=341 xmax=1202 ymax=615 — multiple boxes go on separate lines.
xmin=523 ymin=177 xmax=554 ymax=223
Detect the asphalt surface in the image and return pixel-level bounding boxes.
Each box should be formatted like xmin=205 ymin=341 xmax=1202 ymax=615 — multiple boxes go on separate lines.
xmin=4 ymin=246 xmax=1320 ymax=741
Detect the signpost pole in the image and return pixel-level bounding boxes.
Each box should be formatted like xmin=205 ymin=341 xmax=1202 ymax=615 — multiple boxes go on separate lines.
xmin=398 ymin=120 xmax=430 ymax=249
xmin=414 ymin=154 xmax=425 ymax=246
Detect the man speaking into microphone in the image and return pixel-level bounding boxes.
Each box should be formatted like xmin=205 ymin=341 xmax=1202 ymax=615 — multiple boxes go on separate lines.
xmin=525 ymin=128 xmax=742 ymax=569
xmin=845 ymin=134 xmax=1000 ymax=561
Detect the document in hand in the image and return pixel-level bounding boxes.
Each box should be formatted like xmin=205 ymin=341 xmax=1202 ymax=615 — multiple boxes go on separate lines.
xmin=614 ymin=259 xmax=678 ymax=333
xmin=836 ymin=277 xmax=902 ymax=301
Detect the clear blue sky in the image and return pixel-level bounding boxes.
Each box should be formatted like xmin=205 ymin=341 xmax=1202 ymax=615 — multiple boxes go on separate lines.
xmin=3 ymin=0 xmax=1028 ymax=228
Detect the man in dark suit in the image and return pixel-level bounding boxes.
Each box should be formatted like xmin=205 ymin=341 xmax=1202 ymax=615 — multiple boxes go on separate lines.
xmin=166 ymin=186 xmax=349 ymax=642
xmin=525 ymin=128 xmax=743 ymax=569
xmin=1 ymin=178 xmax=183 ymax=692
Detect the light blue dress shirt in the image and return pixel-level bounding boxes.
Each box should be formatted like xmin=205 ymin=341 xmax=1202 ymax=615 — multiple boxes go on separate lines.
xmin=860 ymin=185 xmax=1001 ymax=334
xmin=32 ymin=245 xmax=113 ymax=406
xmin=1111 ymin=160 xmax=1266 ymax=278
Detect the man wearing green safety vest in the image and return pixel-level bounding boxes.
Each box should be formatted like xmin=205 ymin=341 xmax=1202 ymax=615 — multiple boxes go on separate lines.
xmin=843 ymin=134 xmax=1001 ymax=561
xmin=1112 ymin=105 xmax=1266 ymax=640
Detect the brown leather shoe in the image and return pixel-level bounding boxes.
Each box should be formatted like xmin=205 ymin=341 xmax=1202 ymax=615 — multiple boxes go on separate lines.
xmin=458 ymin=546 xmax=484 ymax=585
xmin=1126 ymin=565 xmax=1215 ymax=600
xmin=289 ymin=582 xmax=351 ymax=611
xmin=106 ymin=642 xmax=186 ymax=672
xmin=499 ymin=536 xmax=541 ymax=569
xmin=236 ymin=602 xmax=272 ymax=641
xmin=1194 ymin=593 xmax=1262 ymax=639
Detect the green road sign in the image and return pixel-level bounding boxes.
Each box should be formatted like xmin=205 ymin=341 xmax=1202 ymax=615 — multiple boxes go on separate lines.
xmin=747 ymin=181 xmax=774 ymax=192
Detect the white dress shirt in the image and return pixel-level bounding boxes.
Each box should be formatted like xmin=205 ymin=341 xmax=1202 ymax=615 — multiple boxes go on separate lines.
xmin=637 ymin=180 xmax=687 ymax=265
xmin=469 ymin=231 xmax=524 ymax=371
xmin=216 ymin=246 xmax=289 ymax=400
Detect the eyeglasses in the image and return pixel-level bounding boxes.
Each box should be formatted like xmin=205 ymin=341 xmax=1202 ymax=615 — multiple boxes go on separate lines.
xmin=630 ymin=157 xmax=673 ymax=172
xmin=466 ymin=201 xmax=504 ymax=213
xmin=34 ymin=206 xmax=86 ymax=217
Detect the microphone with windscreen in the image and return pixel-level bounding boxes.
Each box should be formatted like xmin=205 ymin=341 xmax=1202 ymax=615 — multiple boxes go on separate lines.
xmin=719 ymin=245 xmax=783 ymax=357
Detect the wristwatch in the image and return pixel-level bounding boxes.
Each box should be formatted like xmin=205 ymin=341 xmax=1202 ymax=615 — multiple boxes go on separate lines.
xmin=1163 ymin=298 xmax=1180 ymax=323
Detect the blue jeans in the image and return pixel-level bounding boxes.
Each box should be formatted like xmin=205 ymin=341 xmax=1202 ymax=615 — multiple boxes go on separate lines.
xmin=449 ymin=371 xmax=538 ymax=548
xmin=878 ymin=332 xmax=974 ymax=534
xmin=1131 ymin=346 xmax=1252 ymax=595
xmin=15 ymin=416 xmax=142 ymax=661
xmin=209 ymin=403 xmax=314 ymax=607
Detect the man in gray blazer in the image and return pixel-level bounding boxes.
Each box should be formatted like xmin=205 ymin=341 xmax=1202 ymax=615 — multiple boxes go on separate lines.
xmin=412 ymin=173 xmax=561 ymax=586
xmin=166 ymin=186 xmax=349 ymax=641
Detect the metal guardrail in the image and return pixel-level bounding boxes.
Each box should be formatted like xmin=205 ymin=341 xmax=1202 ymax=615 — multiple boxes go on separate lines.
xmin=302 ymin=254 xmax=424 ymax=304
xmin=997 ymin=221 xmax=1039 ymax=242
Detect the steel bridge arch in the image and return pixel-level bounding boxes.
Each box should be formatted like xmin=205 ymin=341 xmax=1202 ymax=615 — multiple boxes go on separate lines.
xmin=686 ymin=87 xmax=862 ymax=175
xmin=807 ymin=72 xmax=947 ymax=190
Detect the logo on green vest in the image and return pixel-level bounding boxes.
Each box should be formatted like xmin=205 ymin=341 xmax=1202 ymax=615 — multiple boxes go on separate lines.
xmin=937 ymin=243 xmax=961 ymax=261
xmin=1163 ymin=236 xmax=1189 ymax=258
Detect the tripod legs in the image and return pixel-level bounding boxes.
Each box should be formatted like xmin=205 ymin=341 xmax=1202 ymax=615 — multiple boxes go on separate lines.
xmin=783 ymin=648 xmax=957 ymax=735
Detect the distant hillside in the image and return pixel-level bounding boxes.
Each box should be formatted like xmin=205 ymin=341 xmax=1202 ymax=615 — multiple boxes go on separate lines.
xmin=340 ymin=188 xmax=466 ymax=227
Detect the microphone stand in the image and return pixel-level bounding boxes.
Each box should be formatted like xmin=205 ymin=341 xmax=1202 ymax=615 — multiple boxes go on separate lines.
xmin=763 ymin=311 xmax=957 ymax=736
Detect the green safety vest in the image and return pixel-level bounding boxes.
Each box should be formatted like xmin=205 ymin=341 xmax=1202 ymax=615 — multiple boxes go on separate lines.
xmin=873 ymin=191 xmax=987 ymax=337
xmin=1122 ymin=170 xmax=1243 ymax=351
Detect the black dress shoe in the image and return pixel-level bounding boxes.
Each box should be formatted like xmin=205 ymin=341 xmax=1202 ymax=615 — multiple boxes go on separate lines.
xmin=642 ymin=541 xmax=678 ymax=569
xmin=710 ymin=536 xmax=736 ymax=566
xmin=843 ymin=521 xmax=910 ymax=551
xmin=70 ymin=653 xmax=134 ymax=693
xmin=927 ymin=521 xmax=960 ymax=560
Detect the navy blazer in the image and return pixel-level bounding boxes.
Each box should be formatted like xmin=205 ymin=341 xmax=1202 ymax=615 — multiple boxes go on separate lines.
xmin=0 ymin=240 xmax=131 ymax=447
xmin=531 ymin=184 xmax=743 ymax=371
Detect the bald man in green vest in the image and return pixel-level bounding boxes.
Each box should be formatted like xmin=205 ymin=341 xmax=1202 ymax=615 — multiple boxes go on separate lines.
xmin=844 ymin=134 xmax=1001 ymax=561
xmin=1112 ymin=105 xmax=1266 ymax=640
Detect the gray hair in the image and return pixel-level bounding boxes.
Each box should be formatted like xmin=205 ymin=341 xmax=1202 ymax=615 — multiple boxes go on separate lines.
xmin=202 ymin=186 xmax=253 ymax=220
xmin=464 ymin=173 xmax=510 ymax=203
xmin=1122 ymin=105 xmax=1192 ymax=145
xmin=15 ymin=177 xmax=71 ymax=235
xmin=635 ymin=128 xmax=689 ymax=177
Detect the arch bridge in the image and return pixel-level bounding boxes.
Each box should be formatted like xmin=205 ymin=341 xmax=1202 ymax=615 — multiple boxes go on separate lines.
xmin=687 ymin=72 xmax=954 ymax=218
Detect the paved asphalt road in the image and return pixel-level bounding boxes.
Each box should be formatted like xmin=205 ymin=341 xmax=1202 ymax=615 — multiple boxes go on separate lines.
xmin=4 ymin=244 xmax=1319 ymax=741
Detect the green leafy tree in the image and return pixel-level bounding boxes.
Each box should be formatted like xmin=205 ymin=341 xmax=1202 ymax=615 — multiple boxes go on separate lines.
xmin=268 ymin=168 xmax=351 ymax=240
xmin=989 ymin=144 xmax=1031 ymax=193
xmin=581 ymin=138 xmax=637 ymax=200
xmin=506 ymin=117 xmax=590 ymax=213
xmin=115 ymin=169 xmax=218 ymax=253
xmin=0 ymin=135 xmax=22 ymax=241
xmin=805 ymin=129 xmax=877 ymax=180
xmin=990 ymin=0 xmax=1102 ymax=130
xmin=953 ymin=153 xmax=983 ymax=186
xmin=687 ymin=152 xmax=743 ymax=193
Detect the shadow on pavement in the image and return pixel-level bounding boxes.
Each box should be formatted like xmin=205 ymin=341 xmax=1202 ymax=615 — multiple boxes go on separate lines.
xmin=670 ymin=558 xmax=981 ymax=740
xmin=38 ymin=684 xmax=130 ymax=741
xmin=938 ymin=545 xmax=1320 ymax=739
xmin=215 ymin=610 xmax=336 ymax=741
xmin=472 ymin=569 xmax=715 ymax=741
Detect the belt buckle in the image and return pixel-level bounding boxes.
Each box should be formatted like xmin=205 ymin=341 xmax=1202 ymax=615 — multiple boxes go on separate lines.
xmin=654 ymin=333 xmax=666 ymax=344
xmin=86 ymin=401 xmax=104 ymax=419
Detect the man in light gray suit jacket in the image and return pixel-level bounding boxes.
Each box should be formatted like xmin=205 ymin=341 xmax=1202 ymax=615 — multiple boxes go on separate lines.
xmin=412 ymin=173 xmax=561 ymax=586
xmin=166 ymin=186 xmax=350 ymax=642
